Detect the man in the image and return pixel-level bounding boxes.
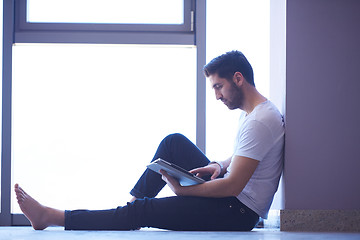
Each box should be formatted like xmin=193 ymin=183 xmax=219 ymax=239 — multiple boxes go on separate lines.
xmin=15 ymin=50 xmax=284 ymax=231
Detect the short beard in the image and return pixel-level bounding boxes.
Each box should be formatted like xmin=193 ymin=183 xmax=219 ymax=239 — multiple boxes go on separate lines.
xmin=227 ymin=81 xmax=244 ymax=110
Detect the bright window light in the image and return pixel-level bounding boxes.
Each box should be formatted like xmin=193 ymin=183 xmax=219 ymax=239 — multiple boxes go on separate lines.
xmin=12 ymin=44 xmax=195 ymax=212
xmin=27 ymin=0 xmax=184 ymax=24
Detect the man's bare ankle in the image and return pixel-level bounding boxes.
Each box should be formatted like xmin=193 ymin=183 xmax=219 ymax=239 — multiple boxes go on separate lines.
xmin=45 ymin=207 xmax=65 ymax=227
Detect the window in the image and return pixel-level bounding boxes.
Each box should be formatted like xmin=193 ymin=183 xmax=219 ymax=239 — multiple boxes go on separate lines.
xmin=27 ymin=0 xmax=184 ymax=24
xmin=2 ymin=0 xmax=205 ymax=224
xmin=11 ymin=44 xmax=196 ymax=212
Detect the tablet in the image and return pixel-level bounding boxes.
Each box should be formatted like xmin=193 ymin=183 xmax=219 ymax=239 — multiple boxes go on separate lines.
xmin=147 ymin=158 xmax=205 ymax=186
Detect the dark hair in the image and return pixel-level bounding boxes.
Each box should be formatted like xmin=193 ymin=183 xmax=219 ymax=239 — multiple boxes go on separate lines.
xmin=203 ymin=50 xmax=255 ymax=86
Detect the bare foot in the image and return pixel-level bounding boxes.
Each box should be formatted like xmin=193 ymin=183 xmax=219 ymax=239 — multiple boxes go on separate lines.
xmin=14 ymin=184 xmax=64 ymax=230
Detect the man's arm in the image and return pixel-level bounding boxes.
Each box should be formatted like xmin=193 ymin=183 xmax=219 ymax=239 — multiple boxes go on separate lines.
xmin=161 ymin=155 xmax=259 ymax=198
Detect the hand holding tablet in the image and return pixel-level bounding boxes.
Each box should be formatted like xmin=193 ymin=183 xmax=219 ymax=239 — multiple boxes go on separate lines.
xmin=147 ymin=158 xmax=205 ymax=186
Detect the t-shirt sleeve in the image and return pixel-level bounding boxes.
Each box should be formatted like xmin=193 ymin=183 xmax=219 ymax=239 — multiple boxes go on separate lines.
xmin=234 ymin=120 xmax=274 ymax=161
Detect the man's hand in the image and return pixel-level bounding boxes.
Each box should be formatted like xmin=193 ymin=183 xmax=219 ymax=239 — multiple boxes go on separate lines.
xmin=190 ymin=164 xmax=221 ymax=180
xmin=160 ymin=170 xmax=183 ymax=195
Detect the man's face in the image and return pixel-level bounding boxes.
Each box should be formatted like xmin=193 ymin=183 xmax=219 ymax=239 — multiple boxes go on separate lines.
xmin=209 ymin=74 xmax=244 ymax=110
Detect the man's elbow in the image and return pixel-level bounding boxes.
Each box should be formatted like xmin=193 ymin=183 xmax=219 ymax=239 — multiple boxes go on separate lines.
xmin=223 ymin=184 xmax=244 ymax=197
xmin=229 ymin=189 xmax=242 ymax=197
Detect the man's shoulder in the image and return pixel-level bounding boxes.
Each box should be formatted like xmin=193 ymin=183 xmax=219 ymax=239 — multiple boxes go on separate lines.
xmin=244 ymin=101 xmax=284 ymax=135
xmin=251 ymin=101 xmax=282 ymax=122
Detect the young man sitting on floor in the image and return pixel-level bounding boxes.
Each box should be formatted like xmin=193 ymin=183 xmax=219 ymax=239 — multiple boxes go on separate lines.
xmin=15 ymin=50 xmax=285 ymax=231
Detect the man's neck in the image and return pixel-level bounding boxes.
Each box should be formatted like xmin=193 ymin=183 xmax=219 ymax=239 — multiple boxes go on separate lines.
xmin=242 ymin=87 xmax=267 ymax=114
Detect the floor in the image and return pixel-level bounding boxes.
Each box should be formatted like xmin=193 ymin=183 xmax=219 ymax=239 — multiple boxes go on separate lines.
xmin=1 ymin=227 xmax=360 ymax=240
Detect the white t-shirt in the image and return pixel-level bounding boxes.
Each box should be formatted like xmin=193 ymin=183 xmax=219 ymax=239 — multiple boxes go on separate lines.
xmin=224 ymin=100 xmax=285 ymax=219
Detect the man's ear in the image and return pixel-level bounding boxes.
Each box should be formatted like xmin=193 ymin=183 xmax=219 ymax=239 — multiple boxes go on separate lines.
xmin=233 ymin=72 xmax=244 ymax=87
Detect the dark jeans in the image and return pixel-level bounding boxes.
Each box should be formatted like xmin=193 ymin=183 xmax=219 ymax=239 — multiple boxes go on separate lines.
xmin=65 ymin=133 xmax=259 ymax=231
